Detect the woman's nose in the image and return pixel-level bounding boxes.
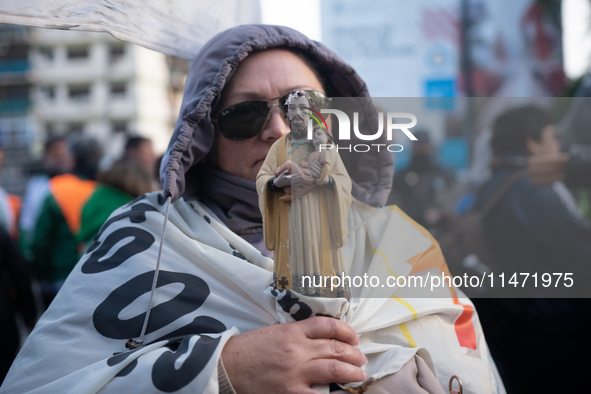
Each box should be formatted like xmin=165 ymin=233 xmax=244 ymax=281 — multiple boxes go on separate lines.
xmin=259 ymin=106 xmax=289 ymax=142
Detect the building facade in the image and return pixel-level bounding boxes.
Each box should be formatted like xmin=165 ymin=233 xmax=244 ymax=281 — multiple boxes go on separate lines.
xmin=0 ymin=24 xmax=35 ymax=193
xmin=0 ymin=24 xmax=188 ymax=193
xmin=30 ymin=27 xmax=177 ymax=161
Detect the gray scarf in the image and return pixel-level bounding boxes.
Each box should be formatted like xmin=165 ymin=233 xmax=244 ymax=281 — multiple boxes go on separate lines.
xmin=198 ymin=163 xmax=273 ymax=258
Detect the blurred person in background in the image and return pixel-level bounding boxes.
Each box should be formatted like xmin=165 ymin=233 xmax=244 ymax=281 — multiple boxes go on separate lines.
xmin=40 ymin=136 xmax=74 ymax=177
xmin=29 ymin=137 xmax=103 ymax=308
xmin=0 ymin=145 xmax=37 ymax=384
xmin=472 ymin=106 xmax=591 ymax=393
xmin=153 ymin=153 xmax=164 ymax=189
xmin=19 ymin=136 xmax=73 ymax=261
xmin=0 ymin=145 xmax=22 ymax=239
xmin=124 ymin=136 xmax=156 ymax=173
xmin=125 ymin=136 xmax=159 ymax=190
xmin=386 ymin=130 xmax=453 ymax=231
xmin=0 ymin=225 xmax=36 ymax=385
xmin=77 ymin=158 xmax=154 ymax=250
xmin=563 ymin=146 xmax=591 ymax=220
xmin=560 ymin=83 xmax=591 ymax=220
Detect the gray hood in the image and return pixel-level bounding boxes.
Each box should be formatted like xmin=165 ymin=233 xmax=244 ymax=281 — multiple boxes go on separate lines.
xmin=161 ymin=24 xmax=393 ymax=207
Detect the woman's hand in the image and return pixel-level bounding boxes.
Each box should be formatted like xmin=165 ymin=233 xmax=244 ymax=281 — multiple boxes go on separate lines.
xmin=221 ymin=317 xmax=368 ymax=394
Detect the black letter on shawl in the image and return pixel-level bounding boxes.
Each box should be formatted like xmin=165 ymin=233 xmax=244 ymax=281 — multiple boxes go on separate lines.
xmin=93 ymin=271 xmax=222 ymax=340
xmin=82 ymin=227 xmax=155 ymax=274
xmin=107 ymin=349 xmax=141 ymax=377
xmin=87 ymin=202 xmax=159 ymax=253
xmin=277 ymin=291 xmax=313 ymax=321
xmin=154 ymin=316 xmax=226 ymax=342
xmin=152 ymin=335 xmax=221 ymax=392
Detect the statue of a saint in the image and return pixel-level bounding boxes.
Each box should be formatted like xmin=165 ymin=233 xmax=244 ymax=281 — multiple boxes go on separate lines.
xmin=256 ymin=89 xmax=352 ymax=297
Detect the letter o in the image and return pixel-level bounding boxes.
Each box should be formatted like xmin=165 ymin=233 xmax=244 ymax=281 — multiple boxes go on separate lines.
xmin=370 ymin=276 xmax=379 ymax=287
xmin=353 ymin=276 xmax=363 ymax=287
xmin=387 ymin=144 xmax=404 ymax=152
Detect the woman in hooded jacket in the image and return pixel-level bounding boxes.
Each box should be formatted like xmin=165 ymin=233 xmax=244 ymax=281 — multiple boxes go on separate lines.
xmin=0 ymin=25 xmax=503 ymax=394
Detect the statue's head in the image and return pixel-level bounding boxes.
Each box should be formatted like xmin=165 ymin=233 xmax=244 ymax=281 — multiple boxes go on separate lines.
xmin=286 ymin=89 xmax=315 ymax=139
xmin=311 ymin=125 xmax=333 ymax=150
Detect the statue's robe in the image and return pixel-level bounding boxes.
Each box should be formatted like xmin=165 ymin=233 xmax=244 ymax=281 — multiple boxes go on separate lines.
xmin=256 ymin=134 xmax=352 ymax=295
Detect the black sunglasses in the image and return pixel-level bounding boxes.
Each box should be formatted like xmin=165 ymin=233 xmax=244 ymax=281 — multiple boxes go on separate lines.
xmin=212 ymin=90 xmax=331 ymax=141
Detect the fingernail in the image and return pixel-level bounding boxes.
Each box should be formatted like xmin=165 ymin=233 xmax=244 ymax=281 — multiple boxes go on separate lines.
xmin=356 ymin=334 xmax=360 ymax=345
xmin=362 ymin=354 xmax=367 ymax=365
xmin=363 ymin=371 xmax=370 ymax=380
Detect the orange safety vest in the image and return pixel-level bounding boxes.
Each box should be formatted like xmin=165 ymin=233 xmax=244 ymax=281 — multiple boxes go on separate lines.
xmin=7 ymin=193 xmax=21 ymax=239
xmin=49 ymin=174 xmax=97 ymax=236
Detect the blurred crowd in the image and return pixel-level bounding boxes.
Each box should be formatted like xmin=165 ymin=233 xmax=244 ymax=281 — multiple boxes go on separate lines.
xmin=467 ymin=105 xmax=591 ymax=392
xmin=0 ymin=135 xmax=160 ymax=383
xmin=388 ymin=99 xmax=591 ymax=392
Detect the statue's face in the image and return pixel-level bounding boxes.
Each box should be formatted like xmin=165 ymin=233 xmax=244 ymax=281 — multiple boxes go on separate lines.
xmin=313 ymin=127 xmax=328 ymax=148
xmin=288 ymin=95 xmax=311 ymax=137
xmin=209 ymin=49 xmax=324 ymax=182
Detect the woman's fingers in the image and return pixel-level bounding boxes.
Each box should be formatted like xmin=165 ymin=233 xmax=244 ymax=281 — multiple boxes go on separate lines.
xmin=310 ymin=338 xmax=367 ymax=367
xmin=303 ymin=359 xmax=369 ymax=385
xmin=301 ymin=317 xmax=359 ymax=346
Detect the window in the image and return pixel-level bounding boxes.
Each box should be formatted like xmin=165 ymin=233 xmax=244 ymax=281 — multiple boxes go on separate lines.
xmin=0 ymin=85 xmax=30 ymax=112
xmin=110 ymin=82 xmax=127 ymax=98
xmin=109 ymin=45 xmax=125 ymax=64
xmin=38 ymin=47 xmax=54 ymax=61
xmin=0 ymin=116 xmax=30 ymax=149
xmin=0 ymin=44 xmax=29 ymax=73
xmin=68 ymin=85 xmax=91 ymax=102
xmin=40 ymin=85 xmax=55 ymax=99
xmin=67 ymin=46 xmax=89 ymax=60
xmin=1 ymin=86 xmax=29 ymax=99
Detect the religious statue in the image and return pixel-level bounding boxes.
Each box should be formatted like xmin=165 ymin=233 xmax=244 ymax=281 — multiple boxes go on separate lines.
xmin=256 ymin=89 xmax=352 ymax=297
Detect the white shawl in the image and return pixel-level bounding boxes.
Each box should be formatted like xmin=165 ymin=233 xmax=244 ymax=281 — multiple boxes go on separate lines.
xmin=0 ymin=192 xmax=503 ymax=393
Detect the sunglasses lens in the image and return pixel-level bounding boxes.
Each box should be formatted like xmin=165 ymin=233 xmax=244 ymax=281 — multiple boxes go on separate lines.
xmin=216 ymin=90 xmax=329 ymax=141
xmin=307 ymin=90 xmax=330 ymax=111
xmin=218 ymin=101 xmax=269 ymax=141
